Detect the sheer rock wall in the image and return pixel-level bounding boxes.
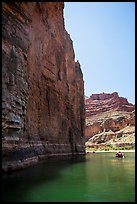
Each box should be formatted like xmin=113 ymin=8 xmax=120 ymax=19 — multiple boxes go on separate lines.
xmin=2 ymin=2 xmax=85 ymax=172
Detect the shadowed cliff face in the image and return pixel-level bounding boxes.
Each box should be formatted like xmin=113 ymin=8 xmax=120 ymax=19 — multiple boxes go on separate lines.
xmin=2 ymin=2 xmax=85 ymax=172
xmin=85 ymin=92 xmax=135 ymax=149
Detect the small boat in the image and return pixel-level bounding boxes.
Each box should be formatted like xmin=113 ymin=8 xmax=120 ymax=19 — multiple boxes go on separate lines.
xmin=115 ymin=152 xmax=125 ymax=158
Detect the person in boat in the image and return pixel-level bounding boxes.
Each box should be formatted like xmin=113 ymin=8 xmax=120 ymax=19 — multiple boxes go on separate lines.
xmin=116 ymin=151 xmax=124 ymax=157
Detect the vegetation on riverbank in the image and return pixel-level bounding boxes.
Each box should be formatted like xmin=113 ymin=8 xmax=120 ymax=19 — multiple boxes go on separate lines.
xmin=86 ymin=145 xmax=135 ymax=152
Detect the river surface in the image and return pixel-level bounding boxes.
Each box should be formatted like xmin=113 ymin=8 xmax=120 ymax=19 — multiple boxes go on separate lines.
xmin=2 ymin=152 xmax=135 ymax=202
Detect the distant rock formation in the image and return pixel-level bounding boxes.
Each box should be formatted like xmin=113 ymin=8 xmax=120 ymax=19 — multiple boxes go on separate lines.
xmin=85 ymin=92 xmax=135 ymax=149
xmin=2 ymin=2 xmax=85 ymax=172
xmin=85 ymin=92 xmax=134 ymax=116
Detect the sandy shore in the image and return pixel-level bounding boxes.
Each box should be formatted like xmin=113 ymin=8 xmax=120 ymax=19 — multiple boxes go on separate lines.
xmin=86 ymin=150 xmax=135 ymax=153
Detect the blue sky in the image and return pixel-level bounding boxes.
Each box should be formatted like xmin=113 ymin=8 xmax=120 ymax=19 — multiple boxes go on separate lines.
xmin=64 ymin=2 xmax=135 ymax=104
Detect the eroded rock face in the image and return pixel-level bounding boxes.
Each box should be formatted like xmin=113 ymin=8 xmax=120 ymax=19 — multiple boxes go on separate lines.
xmin=85 ymin=92 xmax=135 ymax=148
xmin=2 ymin=2 xmax=85 ymax=172
xmin=85 ymin=92 xmax=134 ymax=117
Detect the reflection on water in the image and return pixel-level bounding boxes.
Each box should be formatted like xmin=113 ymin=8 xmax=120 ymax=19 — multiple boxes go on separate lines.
xmin=2 ymin=152 xmax=135 ymax=202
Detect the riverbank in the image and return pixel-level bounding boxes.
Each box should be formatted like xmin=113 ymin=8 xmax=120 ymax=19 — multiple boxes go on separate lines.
xmin=86 ymin=149 xmax=135 ymax=153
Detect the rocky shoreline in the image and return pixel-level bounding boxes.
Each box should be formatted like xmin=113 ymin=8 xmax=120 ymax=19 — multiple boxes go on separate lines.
xmin=86 ymin=149 xmax=135 ymax=153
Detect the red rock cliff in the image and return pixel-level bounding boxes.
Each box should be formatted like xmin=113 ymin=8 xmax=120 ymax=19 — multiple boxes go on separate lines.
xmin=85 ymin=92 xmax=135 ymax=149
xmin=2 ymin=2 xmax=85 ymax=172
xmin=85 ymin=92 xmax=134 ymax=117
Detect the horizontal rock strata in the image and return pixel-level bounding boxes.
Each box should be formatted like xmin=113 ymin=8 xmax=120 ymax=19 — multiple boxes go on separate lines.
xmin=2 ymin=2 xmax=85 ymax=172
xmin=85 ymin=92 xmax=135 ymax=149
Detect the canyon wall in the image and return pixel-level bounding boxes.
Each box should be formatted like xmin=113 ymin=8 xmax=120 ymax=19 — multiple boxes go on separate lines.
xmin=85 ymin=92 xmax=135 ymax=149
xmin=2 ymin=2 xmax=85 ymax=172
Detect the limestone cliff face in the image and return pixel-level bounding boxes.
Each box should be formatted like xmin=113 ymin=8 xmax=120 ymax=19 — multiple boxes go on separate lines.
xmin=2 ymin=2 xmax=85 ymax=172
xmin=85 ymin=92 xmax=135 ymax=149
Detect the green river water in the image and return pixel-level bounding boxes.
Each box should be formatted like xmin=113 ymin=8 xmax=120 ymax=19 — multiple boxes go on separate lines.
xmin=2 ymin=152 xmax=135 ymax=202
